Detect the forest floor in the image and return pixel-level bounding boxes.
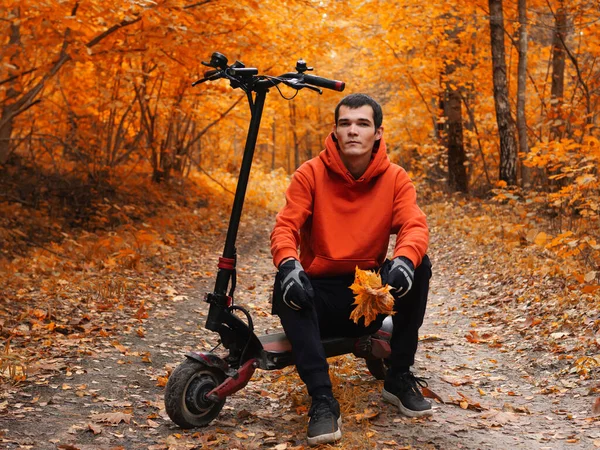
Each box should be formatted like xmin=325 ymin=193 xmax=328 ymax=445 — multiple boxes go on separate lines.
xmin=1 ymin=183 xmax=599 ymax=450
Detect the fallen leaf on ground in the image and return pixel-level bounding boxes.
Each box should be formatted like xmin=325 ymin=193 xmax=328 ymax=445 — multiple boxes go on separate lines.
xmin=465 ymin=330 xmax=501 ymax=345
xmin=354 ymin=407 xmax=379 ymax=422
xmin=449 ymin=392 xmax=486 ymax=411
xmin=91 ymin=412 xmax=132 ymax=424
xmin=503 ymin=403 xmax=531 ymax=414
xmin=136 ymin=301 xmax=149 ymax=321
xmin=593 ymin=397 xmax=600 ymax=415
xmin=422 ymin=386 xmax=444 ymax=403
xmin=440 ymin=374 xmax=473 ymax=386
xmin=480 ymin=409 xmax=517 ymax=426
xmin=419 ymin=334 xmax=444 ymax=342
xmin=87 ymin=423 xmax=102 ymax=435
xmin=112 ymin=342 xmax=128 ymax=354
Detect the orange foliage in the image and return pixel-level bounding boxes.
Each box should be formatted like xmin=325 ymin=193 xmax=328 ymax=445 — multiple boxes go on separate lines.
xmin=1 ymin=0 xmax=599 ymax=384
xmin=349 ymin=267 xmax=396 ymax=327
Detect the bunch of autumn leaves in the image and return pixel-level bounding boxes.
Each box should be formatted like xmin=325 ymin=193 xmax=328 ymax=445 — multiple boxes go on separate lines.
xmin=350 ymin=267 xmax=396 ymax=326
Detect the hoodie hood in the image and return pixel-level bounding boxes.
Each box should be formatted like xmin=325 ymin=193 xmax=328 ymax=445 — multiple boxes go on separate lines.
xmin=319 ymin=132 xmax=390 ymax=184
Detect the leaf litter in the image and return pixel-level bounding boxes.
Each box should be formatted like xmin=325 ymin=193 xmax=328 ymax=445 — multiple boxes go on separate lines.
xmin=1 ymin=193 xmax=599 ymax=449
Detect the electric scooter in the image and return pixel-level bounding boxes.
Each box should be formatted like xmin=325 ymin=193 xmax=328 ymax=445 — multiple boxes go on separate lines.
xmin=164 ymin=52 xmax=393 ymax=428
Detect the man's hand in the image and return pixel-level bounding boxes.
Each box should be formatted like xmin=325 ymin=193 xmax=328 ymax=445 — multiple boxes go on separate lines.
xmin=381 ymin=256 xmax=414 ymax=299
xmin=278 ymin=259 xmax=314 ymax=311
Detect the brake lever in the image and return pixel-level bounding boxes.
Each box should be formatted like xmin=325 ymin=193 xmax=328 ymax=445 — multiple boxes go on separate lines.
xmin=191 ymin=78 xmax=209 ymax=87
xmin=302 ymin=84 xmax=323 ymax=94
xmin=281 ymin=78 xmax=322 ymax=94
xmin=192 ymin=69 xmax=223 ymax=86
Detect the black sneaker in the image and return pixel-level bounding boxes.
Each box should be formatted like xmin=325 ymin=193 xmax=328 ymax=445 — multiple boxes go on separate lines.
xmin=382 ymin=371 xmax=433 ymax=417
xmin=307 ymin=395 xmax=342 ymax=446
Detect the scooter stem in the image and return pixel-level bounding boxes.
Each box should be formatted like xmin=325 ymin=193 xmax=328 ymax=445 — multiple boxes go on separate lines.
xmin=221 ymin=89 xmax=267 ymax=263
xmin=206 ymin=88 xmax=268 ymax=331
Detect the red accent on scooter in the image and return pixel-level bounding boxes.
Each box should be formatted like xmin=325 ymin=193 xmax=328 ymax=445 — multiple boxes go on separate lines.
xmin=207 ymin=359 xmax=257 ymax=401
xmin=376 ymin=330 xmax=391 ymax=339
xmin=218 ymin=257 xmax=236 ymax=270
xmin=370 ymin=338 xmax=391 ymax=359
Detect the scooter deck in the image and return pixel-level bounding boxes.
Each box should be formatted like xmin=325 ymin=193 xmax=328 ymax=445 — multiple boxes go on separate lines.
xmin=258 ymin=331 xmax=357 ymax=358
xmin=258 ymin=331 xmax=292 ymax=353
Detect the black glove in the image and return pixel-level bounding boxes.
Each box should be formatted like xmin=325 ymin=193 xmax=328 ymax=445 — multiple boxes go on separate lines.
xmin=381 ymin=256 xmax=415 ymax=299
xmin=278 ymin=259 xmax=314 ymax=311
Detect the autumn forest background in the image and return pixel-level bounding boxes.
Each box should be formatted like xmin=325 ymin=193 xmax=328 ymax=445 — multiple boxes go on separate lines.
xmin=1 ymin=0 xmax=599 ymax=442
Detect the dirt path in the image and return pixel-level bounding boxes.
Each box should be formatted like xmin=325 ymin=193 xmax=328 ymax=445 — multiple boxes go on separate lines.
xmin=1 ymin=208 xmax=598 ymax=449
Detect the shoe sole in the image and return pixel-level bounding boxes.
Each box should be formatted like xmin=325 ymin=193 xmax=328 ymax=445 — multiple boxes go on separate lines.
xmin=382 ymin=389 xmax=433 ymax=418
xmin=307 ymin=416 xmax=342 ymax=446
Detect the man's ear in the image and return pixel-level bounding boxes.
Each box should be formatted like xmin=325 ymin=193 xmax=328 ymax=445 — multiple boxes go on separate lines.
xmin=375 ymin=126 xmax=384 ymax=140
xmin=332 ymin=124 xmax=338 ymax=142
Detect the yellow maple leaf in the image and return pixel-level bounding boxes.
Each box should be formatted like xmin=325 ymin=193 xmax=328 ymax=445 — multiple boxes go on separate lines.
xmin=349 ymin=267 xmax=396 ymax=327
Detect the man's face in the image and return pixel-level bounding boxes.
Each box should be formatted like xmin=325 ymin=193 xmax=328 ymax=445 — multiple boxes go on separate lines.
xmin=333 ymin=105 xmax=383 ymax=160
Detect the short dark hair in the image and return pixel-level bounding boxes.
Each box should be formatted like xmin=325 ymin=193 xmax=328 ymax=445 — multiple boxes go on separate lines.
xmin=334 ymin=93 xmax=383 ymax=130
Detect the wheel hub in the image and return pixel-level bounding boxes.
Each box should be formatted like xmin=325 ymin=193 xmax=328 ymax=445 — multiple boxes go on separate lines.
xmin=185 ymin=375 xmax=216 ymax=415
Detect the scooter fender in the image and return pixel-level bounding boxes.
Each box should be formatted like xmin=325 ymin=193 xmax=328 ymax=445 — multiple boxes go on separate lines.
xmin=184 ymin=351 xmax=231 ymax=375
xmin=375 ymin=315 xmax=393 ymax=340
xmin=370 ymin=315 xmax=393 ymax=359
xmin=354 ymin=316 xmax=394 ymax=359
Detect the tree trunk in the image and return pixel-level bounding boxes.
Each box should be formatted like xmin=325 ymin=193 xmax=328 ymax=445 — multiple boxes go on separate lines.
xmin=0 ymin=107 xmax=15 ymax=164
xmin=271 ymin=119 xmax=276 ymax=171
xmin=306 ymin=131 xmax=313 ymax=161
xmin=517 ymin=0 xmax=530 ymax=186
xmin=445 ymin=88 xmax=468 ymax=193
xmin=489 ymin=0 xmax=518 ymax=186
xmin=441 ymin=19 xmax=468 ymax=194
xmin=550 ymin=1 xmax=566 ymax=140
xmin=286 ymin=129 xmax=291 ymax=174
xmin=0 ymin=10 xmax=22 ymax=164
xmin=289 ymin=102 xmax=300 ymax=170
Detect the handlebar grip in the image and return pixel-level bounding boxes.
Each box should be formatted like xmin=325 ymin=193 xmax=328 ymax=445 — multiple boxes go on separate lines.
xmin=303 ymin=74 xmax=345 ymax=92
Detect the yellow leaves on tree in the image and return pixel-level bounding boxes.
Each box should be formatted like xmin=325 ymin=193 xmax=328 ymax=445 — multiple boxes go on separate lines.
xmin=349 ymin=267 xmax=395 ymax=327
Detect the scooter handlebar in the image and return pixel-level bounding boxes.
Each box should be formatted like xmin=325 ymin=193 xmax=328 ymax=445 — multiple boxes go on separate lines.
xmin=302 ymin=74 xmax=345 ymax=92
xmin=195 ymin=52 xmax=346 ymax=93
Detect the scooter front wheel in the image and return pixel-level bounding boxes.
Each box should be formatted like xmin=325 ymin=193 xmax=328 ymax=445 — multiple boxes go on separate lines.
xmin=164 ymin=359 xmax=226 ymax=428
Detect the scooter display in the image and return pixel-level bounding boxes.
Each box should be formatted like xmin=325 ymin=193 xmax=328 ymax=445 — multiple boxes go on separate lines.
xmin=164 ymin=52 xmax=393 ymax=428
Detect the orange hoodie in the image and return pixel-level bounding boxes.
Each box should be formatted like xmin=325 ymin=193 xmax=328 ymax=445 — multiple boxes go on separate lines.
xmin=270 ymin=133 xmax=428 ymax=278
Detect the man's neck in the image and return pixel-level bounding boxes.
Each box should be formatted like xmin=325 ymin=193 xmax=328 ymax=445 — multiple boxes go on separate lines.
xmin=339 ymin=152 xmax=371 ymax=179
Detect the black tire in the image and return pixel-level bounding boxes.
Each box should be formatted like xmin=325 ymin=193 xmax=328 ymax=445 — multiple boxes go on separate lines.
xmin=164 ymin=359 xmax=226 ymax=428
xmin=366 ymin=358 xmax=389 ymax=381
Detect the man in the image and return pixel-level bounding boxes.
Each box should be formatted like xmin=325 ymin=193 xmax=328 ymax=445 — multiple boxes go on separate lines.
xmin=270 ymin=93 xmax=432 ymax=446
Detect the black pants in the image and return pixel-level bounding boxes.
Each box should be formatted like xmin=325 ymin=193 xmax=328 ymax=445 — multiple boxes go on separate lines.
xmin=273 ymin=255 xmax=432 ymax=397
